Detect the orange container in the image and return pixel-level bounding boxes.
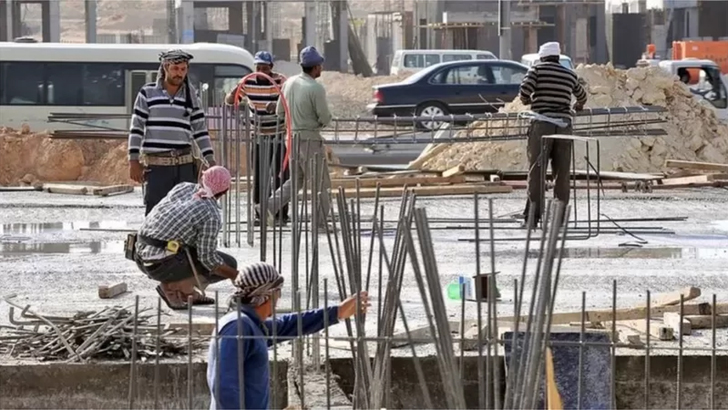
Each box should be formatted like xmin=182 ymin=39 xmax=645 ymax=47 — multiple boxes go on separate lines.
xmin=672 ymin=41 xmax=728 ymax=74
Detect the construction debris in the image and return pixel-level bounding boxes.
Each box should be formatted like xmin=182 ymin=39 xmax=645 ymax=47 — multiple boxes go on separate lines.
xmin=0 ymin=298 xmax=203 ymax=362
xmin=421 ymin=64 xmax=728 ymax=174
xmin=98 ymin=282 xmax=129 ymax=299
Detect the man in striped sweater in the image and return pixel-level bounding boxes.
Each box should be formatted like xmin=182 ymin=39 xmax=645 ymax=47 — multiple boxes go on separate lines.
xmin=519 ymin=42 xmax=588 ymax=225
xmin=224 ymin=51 xmax=290 ymax=225
xmin=128 ymin=50 xmax=216 ymax=215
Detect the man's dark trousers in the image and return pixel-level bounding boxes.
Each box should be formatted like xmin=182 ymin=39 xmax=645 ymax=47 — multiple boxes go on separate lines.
xmin=253 ymin=136 xmax=290 ymax=221
xmin=143 ymin=161 xmax=197 ymax=215
xmin=524 ymin=120 xmax=573 ymax=222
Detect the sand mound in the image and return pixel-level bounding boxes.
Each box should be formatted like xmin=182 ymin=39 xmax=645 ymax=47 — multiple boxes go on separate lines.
xmin=422 ymin=64 xmax=728 ymax=173
xmin=320 ymin=72 xmax=410 ymax=119
xmin=0 ymin=127 xmax=127 ymax=186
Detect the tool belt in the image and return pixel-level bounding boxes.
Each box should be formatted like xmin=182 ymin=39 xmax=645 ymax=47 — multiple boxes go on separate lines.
xmin=142 ymin=148 xmax=195 ymax=166
xmin=124 ymin=233 xmax=183 ymax=261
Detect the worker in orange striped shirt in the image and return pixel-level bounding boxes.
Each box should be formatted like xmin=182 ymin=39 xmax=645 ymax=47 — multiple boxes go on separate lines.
xmin=225 ymin=51 xmax=290 ymax=225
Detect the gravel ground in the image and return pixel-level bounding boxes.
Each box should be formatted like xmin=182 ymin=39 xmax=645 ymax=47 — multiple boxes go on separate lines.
xmin=1 ymin=187 xmax=728 ymax=359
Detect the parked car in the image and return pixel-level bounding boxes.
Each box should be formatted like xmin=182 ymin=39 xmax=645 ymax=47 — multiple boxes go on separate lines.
xmin=368 ymin=60 xmax=529 ymax=130
xmin=390 ymin=49 xmax=497 ymax=75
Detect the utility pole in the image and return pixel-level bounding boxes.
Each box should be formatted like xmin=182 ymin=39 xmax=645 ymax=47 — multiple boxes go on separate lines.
xmin=498 ymin=0 xmax=511 ymax=60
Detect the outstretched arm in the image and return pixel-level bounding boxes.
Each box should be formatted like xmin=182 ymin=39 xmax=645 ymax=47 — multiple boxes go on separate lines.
xmin=263 ymin=291 xmax=370 ymax=346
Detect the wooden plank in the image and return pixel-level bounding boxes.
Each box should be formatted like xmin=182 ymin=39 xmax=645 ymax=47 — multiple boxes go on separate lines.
xmin=684 ymin=314 xmax=728 ymax=329
xmin=407 ymin=143 xmax=449 ymax=170
xmin=660 ymin=175 xmax=712 ymax=186
xmin=664 ymin=159 xmax=728 ymax=173
xmin=91 ymin=185 xmax=134 ymax=197
xmin=498 ymin=302 xmax=728 ymax=326
xmin=330 ymin=175 xmax=467 ymax=189
xmin=97 ymin=282 xmax=128 ymax=299
xmin=0 ymin=186 xmax=42 ymax=192
xmin=334 ymin=184 xmax=513 ymax=198
xmin=663 ymin=312 xmax=692 ymax=336
xmin=43 ymin=184 xmax=89 ymax=195
xmin=605 ymin=319 xmax=674 ymax=341
xmin=651 ymin=287 xmax=701 ymax=307
xmin=441 ymin=165 xmax=465 ymax=178
xmin=580 ymin=170 xmax=664 ymax=181
xmin=165 ymin=322 xmax=216 ymax=336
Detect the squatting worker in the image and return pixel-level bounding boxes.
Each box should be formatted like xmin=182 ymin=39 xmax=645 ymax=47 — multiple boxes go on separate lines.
xmin=224 ymin=51 xmax=290 ymax=226
xmin=133 ymin=166 xmax=238 ymax=310
xmin=207 ymin=262 xmax=369 ymax=409
xmin=519 ymin=41 xmax=587 ymax=225
xmin=127 ymin=49 xmax=216 ymax=215
xmin=256 ymin=46 xmax=333 ymax=228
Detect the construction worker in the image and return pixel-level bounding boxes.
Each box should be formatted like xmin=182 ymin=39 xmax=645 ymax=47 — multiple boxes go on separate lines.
xmin=207 ymin=262 xmax=369 ymax=410
xmin=127 ymin=49 xmax=216 ymax=215
xmin=224 ymin=51 xmax=290 ymax=225
xmin=519 ymin=42 xmax=588 ymax=226
xmin=257 ymin=46 xmax=333 ymax=228
xmin=131 ymin=166 xmax=237 ymax=310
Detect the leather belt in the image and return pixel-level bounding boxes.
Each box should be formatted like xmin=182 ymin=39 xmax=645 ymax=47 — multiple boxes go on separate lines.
xmin=143 ymin=154 xmax=195 ymax=166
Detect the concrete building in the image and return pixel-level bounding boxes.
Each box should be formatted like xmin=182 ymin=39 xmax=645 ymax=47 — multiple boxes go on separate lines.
xmin=0 ymin=0 xmax=61 ymax=42
xmin=412 ymin=0 xmax=609 ymax=64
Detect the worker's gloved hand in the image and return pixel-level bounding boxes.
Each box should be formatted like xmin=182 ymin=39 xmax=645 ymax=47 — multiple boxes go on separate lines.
xmin=129 ymin=160 xmax=145 ymax=183
xmin=337 ymin=291 xmax=370 ymax=320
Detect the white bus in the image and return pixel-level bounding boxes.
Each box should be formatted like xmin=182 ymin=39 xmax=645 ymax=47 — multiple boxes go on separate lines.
xmin=0 ymin=41 xmax=254 ymax=131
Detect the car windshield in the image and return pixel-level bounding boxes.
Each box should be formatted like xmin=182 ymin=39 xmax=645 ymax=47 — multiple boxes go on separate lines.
xmin=560 ymin=58 xmax=573 ymax=69
xmin=400 ymin=64 xmax=441 ymax=84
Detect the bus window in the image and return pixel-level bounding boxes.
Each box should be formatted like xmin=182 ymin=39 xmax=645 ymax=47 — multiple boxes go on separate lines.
xmin=83 ymin=64 xmax=125 ymax=106
xmin=424 ymin=54 xmax=440 ymax=67
xmin=403 ymin=54 xmax=423 ymax=68
xmin=212 ymin=64 xmax=252 ymax=103
xmin=442 ymin=54 xmax=472 ymax=62
xmin=1 ymin=62 xmax=44 ymax=105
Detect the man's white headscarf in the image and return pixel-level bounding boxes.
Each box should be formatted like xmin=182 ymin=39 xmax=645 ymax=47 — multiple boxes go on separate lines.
xmin=538 ymin=42 xmax=561 ymax=58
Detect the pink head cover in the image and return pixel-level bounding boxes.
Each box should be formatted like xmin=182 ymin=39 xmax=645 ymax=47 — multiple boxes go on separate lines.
xmin=194 ymin=166 xmax=231 ymax=199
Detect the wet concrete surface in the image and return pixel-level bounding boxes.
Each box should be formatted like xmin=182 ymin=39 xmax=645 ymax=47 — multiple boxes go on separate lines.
xmin=1 ymin=187 xmax=728 ymax=355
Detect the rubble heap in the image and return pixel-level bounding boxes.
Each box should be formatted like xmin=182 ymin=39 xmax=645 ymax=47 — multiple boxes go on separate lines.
xmin=422 ymin=64 xmax=728 ymax=173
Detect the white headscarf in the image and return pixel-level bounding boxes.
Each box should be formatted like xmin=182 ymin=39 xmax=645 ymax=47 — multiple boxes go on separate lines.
xmin=538 ymin=42 xmax=561 ymax=58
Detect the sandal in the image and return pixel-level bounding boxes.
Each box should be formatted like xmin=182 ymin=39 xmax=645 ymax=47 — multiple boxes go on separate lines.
xmin=156 ymin=285 xmax=188 ymax=310
xmin=190 ymin=292 xmax=215 ymax=305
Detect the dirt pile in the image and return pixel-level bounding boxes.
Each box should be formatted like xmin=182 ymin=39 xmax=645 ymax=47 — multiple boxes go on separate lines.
xmin=321 ymin=72 xmax=409 ymax=119
xmin=0 ymin=127 xmax=127 ymax=186
xmin=422 ymin=64 xmax=728 ymax=173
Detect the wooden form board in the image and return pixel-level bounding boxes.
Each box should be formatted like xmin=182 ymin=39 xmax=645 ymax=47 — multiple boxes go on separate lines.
xmin=91 ymin=185 xmax=134 ymax=196
xmin=664 ymin=159 xmax=728 ymax=172
xmin=496 ymin=302 xmax=728 ymax=327
xmin=98 ymin=282 xmax=128 ymax=299
xmin=330 ymin=175 xmax=468 ymax=189
xmin=651 ymin=286 xmax=701 ymax=307
xmin=330 ymin=184 xmax=513 ymax=199
xmin=605 ymin=319 xmax=674 ymax=341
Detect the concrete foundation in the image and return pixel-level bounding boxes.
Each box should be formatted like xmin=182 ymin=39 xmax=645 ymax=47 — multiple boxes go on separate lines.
xmin=0 ymin=360 xmax=289 ymax=409
xmin=1 ymin=355 xmax=726 ymax=409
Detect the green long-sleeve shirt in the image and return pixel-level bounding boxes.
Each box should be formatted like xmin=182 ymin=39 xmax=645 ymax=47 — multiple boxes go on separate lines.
xmin=276 ymin=73 xmax=332 ymax=134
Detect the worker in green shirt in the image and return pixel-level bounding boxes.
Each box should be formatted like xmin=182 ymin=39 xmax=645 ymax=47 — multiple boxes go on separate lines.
xmin=257 ymin=46 xmax=333 ymax=229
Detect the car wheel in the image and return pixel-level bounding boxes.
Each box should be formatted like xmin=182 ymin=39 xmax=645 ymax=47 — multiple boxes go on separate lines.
xmin=416 ymin=103 xmax=448 ymax=131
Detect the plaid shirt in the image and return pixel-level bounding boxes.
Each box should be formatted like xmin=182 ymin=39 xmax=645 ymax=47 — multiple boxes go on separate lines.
xmin=136 ymin=182 xmax=223 ymax=271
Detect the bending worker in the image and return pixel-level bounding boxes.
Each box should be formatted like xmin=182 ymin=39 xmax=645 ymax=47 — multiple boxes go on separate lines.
xmin=207 ymin=262 xmax=369 ymax=409
xmin=130 ymin=166 xmax=238 ymax=310
xmin=224 ymin=51 xmax=290 ymax=226
xmin=127 ymin=49 xmax=216 ymax=215
xmin=519 ymin=41 xmax=587 ymax=226
xmin=256 ymin=46 xmax=333 ymax=228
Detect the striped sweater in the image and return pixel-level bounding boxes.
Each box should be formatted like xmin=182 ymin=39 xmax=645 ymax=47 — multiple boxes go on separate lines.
xmin=518 ymin=61 xmax=588 ymax=120
xmin=127 ymin=82 xmax=214 ymax=162
xmin=233 ymin=72 xmax=286 ymax=136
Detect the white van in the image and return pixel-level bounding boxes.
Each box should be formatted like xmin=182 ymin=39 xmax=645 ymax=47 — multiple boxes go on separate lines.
xmin=391 ymin=49 xmax=497 ymax=75
xmin=520 ymin=53 xmax=574 ymax=69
